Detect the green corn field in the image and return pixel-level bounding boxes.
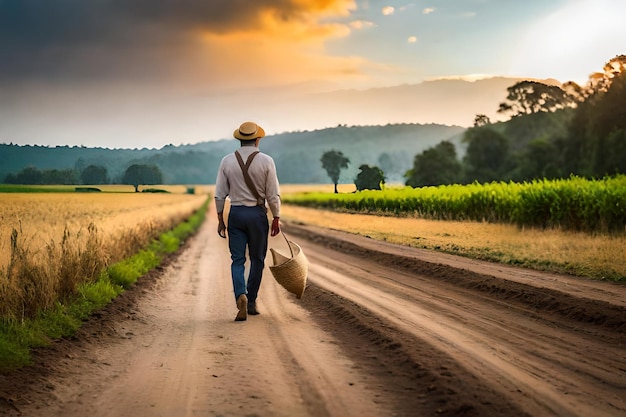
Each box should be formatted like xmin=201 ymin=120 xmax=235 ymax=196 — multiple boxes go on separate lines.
xmin=283 ymin=175 xmax=626 ymax=234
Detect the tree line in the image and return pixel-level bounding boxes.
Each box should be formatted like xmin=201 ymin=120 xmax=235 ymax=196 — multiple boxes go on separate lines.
xmin=1 ymin=124 xmax=461 ymax=186
xmin=4 ymin=163 xmax=163 ymax=192
xmin=317 ymin=56 xmax=625 ymax=191
xmin=405 ymin=55 xmax=626 ymax=187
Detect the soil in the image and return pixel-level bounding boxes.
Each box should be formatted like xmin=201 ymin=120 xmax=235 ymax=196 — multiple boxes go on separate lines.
xmin=1 ymin=208 xmax=625 ymax=417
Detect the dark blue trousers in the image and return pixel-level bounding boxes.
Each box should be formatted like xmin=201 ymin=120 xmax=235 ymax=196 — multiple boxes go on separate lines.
xmin=227 ymin=205 xmax=269 ymax=304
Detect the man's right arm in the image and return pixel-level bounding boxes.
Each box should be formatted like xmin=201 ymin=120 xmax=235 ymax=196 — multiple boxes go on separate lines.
xmin=265 ymin=158 xmax=281 ymax=219
xmin=265 ymin=157 xmax=281 ymax=237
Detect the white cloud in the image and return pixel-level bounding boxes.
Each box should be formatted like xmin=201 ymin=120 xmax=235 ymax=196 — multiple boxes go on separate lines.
xmin=422 ymin=7 xmax=435 ymax=15
xmin=350 ymin=20 xmax=375 ymax=30
xmin=382 ymin=6 xmax=395 ymax=15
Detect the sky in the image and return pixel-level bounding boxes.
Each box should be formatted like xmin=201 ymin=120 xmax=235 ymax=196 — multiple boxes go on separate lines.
xmin=0 ymin=0 xmax=624 ymax=149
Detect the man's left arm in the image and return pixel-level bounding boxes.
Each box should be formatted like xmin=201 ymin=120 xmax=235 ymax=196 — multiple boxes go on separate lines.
xmin=265 ymin=158 xmax=281 ymax=237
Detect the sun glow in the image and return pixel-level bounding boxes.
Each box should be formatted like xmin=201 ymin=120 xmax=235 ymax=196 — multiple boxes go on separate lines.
xmin=510 ymin=0 xmax=626 ymax=84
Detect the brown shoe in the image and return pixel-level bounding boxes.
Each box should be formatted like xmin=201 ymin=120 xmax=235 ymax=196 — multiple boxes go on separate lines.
xmin=235 ymin=294 xmax=248 ymax=321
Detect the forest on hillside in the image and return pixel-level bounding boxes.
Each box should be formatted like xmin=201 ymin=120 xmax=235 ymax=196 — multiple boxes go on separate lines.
xmin=0 ymin=124 xmax=464 ymax=185
xmin=404 ymin=55 xmax=626 ymax=187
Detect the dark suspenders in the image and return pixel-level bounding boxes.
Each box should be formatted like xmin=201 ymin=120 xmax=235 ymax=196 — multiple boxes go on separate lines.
xmin=234 ymin=150 xmax=264 ymax=206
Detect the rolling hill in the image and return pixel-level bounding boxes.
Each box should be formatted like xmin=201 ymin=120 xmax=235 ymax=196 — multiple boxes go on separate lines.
xmin=0 ymin=123 xmax=466 ymax=185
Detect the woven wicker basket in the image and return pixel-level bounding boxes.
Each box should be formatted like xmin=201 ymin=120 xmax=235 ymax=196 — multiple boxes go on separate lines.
xmin=269 ymin=233 xmax=308 ymax=299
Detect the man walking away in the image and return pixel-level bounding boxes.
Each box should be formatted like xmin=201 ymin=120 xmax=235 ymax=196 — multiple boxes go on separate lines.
xmin=214 ymin=121 xmax=281 ymax=321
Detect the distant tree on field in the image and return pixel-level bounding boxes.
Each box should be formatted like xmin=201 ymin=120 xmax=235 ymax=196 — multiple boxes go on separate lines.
xmin=81 ymin=165 xmax=108 ymax=185
xmin=320 ymin=150 xmax=350 ymax=193
xmin=123 ymin=164 xmax=162 ymax=192
xmin=405 ymin=141 xmax=461 ymax=187
xmin=354 ymin=164 xmax=385 ymax=191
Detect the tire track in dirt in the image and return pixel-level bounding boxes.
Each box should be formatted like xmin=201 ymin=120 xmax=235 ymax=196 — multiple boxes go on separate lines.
xmin=286 ymin=223 xmax=626 ymax=337
xmin=286 ymin=222 xmax=626 ymax=417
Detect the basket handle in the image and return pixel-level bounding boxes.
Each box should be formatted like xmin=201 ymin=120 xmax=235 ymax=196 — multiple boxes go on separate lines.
xmin=280 ymin=230 xmax=294 ymax=258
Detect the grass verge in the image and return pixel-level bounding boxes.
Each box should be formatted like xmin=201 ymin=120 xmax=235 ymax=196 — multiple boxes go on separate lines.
xmin=0 ymin=199 xmax=208 ymax=373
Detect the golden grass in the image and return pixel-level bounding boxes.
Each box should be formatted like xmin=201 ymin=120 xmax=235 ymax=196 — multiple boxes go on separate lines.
xmin=280 ymin=187 xmax=626 ymax=280
xmin=0 ymin=193 xmax=207 ymax=319
xmin=0 ymin=193 xmax=207 ymax=265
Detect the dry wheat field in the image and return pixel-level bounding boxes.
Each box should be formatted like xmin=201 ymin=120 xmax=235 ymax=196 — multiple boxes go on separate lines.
xmin=0 ymin=192 xmax=208 ymax=319
xmin=0 ymin=193 xmax=207 ymax=265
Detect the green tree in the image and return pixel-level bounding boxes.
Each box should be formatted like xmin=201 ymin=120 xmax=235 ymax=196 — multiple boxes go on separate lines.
xmin=511 ymin=138 xmax=561 ymax=181
xmin=587 ymin=71 xmax=626 ymax=176
xmin=405 ymin=141 xmax=461 ymax=187
xmin=81 ymin=165 xmax=108 ymax=185
xmin=43 ymin=168 xmax=78 ymax=184
xmin=462 ymin=127 xmax=510 ymax=183
xmin=605 ymin=129 xmax=626 ymax=174
xmin=122 ymin=164 xmax=163 ymax=192
xmin=562 ymin=69 xmax=626 ymax=177
xmin=320 ymin=150 xmax=350 ymax=193
xmin=15 ymin=166 xmax=43 ymax=184
xmin=354 ymin=164 xmax=385 ymax=191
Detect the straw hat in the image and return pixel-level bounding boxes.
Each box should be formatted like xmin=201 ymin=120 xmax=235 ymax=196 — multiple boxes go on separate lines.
xmin=233 ymin=121 xmax=265 ymax=140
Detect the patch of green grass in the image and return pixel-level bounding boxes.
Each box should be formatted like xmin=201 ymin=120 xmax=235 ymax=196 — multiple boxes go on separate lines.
xmin=158 ymin=232 xmax=181 ymax=254
xmin=0 ymin=336 xmax=31 ymax=372
xmin=0 ymin=198 xmax=209 ymax=373
xmin=107 ymin=249 xmax=162 ymax=288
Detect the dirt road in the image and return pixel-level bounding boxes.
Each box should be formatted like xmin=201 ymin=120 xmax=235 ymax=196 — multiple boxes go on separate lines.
xmin=1 ymin=208 xmax=625 ymax=417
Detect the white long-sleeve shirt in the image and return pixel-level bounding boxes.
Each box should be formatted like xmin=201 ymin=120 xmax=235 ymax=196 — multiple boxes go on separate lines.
xmin=214 ymin=145 xmax=281 ymax=218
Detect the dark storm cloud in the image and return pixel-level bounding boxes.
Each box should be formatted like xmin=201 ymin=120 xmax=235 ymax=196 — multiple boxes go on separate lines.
xmin=0 ymin=0 xmax=332 ymax=83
